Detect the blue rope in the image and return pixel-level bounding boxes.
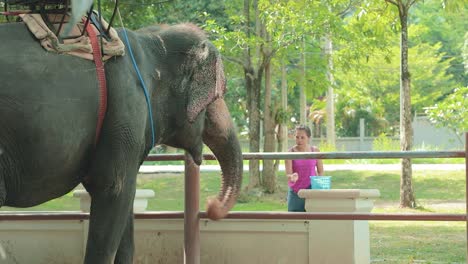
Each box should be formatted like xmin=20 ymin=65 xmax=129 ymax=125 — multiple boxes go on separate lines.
xmin=121 ymin=28 xmax=155 ymax=148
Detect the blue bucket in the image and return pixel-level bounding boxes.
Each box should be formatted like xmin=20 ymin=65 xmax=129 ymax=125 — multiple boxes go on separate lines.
xmin=310 ymin=176 xmax=331 ymax=190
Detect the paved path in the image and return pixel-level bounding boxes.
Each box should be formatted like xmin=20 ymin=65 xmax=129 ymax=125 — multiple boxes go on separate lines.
xmin=139 ymin=163 xmax=465 ymax=174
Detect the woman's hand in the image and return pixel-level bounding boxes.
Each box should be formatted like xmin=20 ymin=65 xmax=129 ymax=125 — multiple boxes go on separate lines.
xmin=287 ymin=173 xmax=299 ymax=183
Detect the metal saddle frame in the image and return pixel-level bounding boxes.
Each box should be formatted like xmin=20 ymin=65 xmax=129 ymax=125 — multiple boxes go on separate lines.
xmin=1 ymin=0 xmax=119 ymax=41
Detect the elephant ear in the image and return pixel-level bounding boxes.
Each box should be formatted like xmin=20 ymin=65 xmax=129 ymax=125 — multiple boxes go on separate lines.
xmin=186 ymin=41 xmax=226 ymax=123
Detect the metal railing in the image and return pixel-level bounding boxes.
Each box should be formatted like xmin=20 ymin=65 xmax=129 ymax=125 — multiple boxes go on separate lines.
xmin=0 ymin=133 xmax=466 ymax=264
xmin=146 ymin=137 xmax=468 ymax=264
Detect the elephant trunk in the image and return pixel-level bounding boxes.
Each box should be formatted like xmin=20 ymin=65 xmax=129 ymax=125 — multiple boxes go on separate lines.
xmin=202 ymin=98 xmax=243 ymax=220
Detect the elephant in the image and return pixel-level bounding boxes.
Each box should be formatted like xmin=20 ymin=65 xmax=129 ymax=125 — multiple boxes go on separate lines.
xmin=0 ymin=21 xmax=243 ymax=263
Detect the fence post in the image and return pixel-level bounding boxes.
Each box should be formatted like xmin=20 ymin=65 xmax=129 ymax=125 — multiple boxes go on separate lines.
xmin=465 ymin=132 xmax=467 ymax=261
xmin=184 ymin=153 xmax=200 ymax=264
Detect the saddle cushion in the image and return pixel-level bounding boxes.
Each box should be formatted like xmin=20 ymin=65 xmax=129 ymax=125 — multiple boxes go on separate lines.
xmin=19 ymin=13 xmax=125 ymax=61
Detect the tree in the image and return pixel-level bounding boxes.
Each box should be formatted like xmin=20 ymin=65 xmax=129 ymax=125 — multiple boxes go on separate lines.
xmin=205 ymin=0 xmax=321 ymax=192
xmin=242 ymin=0 xmax=262 ymax=190
xmin=299 ymin=37 xmax=307 ymax=125
xmin=255 ymin=0 xmax=316 ymax=192
xmin=382 ymin=0 xmax=464 ymax=207
xmin=334 ymin=42 xmax=456 ymax=137
xmin=277 ymin=61 xmax=289 ymax=153
xmin=384 ymin=0 xmax=418 ymax=208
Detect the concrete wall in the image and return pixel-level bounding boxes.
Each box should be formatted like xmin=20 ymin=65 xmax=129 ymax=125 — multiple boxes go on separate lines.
xmin=413 ymin=116 xmax=465 ymax=150
xmin=0 ymin=217 xmax=313 ymax=264
xmin=0 ymin=189 xmax=377 ymax=263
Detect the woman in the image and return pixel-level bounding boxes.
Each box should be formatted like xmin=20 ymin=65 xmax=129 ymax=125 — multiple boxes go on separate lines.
xmin=285 ymin=124 xmax=324 ymax=212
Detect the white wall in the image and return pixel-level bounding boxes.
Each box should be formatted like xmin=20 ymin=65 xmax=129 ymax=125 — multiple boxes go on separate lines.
xmin=0 ymin=217 xmax=312 ymax=264
xmin=413 ymin=116 xmax=464 ymax=150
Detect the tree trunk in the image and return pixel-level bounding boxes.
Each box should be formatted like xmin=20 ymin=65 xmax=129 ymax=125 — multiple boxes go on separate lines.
xmin=324 ymin=30 xmax=336 ymax=146
xmin=246 ymin=69 xmax=261 ymax=190
xmin=278 ymin=62 xmax=288 ymax=153
xmin=274 ymin=62 xmax=288 ymax=180
xmin=263 ymin=59 xmax=276 ymax=193
xmin=299 ymin=37 xmax=307 ymax=124
xmin=243 ymin=0 xmax=261 ymax=190
xmin=399 ymin=6 xmax=416 ymax=208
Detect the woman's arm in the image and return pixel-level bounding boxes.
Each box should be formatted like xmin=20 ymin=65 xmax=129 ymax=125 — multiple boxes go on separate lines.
xmin=313 ymin=146 xmax=324 ymax=176
xmin=285 ymin=149 xmax=298 ymax=182
xmin=316 ymin=159 xmax=324 ymax=176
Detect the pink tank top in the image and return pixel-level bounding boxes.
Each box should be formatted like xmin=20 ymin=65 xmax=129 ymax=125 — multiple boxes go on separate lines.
xmin=288 ymin=147 xmax=318 ymax=193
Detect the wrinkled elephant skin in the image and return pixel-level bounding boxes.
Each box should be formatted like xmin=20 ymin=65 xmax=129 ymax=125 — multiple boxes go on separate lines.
xmin=0 ymin=22 xmax=242 ymax=263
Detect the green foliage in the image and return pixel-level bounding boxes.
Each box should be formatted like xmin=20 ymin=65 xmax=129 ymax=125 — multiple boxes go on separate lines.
xmin=316 ymin=140 xmax=341 ymax=152
xmin=330 ymin=0 xmax=464 ymax=137
xmin=412 ymin=0 xmax=468 ymax=85
xmin=425 ymin=86 xmax=468 ymax=137
xmin=373 ymin=133 xmax=400 ymax=151
xmin=335 ymin=1 xmax=397 ymax=72
xmin=329 ymin=2 xmax=400 ymax=137
xmin=223 ymin=78 xmax=249 ymax=133
xmin=274 ymin=107 xmax=289 ymax=124
xmin=1 ymin=0 xmax=464 ymax=141
xmin=100 ymin=1 xmax=231 ymax=30
xmin=334 ymin=32 xmax=456 ymax=136
xmin=0 ymin=7 xmax=5 ymax=23
xmin=199 ymin=0 xmax=339 ymax=166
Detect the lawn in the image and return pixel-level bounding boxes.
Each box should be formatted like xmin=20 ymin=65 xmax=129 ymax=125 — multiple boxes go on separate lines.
xmin=1 ymin=167 xmax=466 ymax=263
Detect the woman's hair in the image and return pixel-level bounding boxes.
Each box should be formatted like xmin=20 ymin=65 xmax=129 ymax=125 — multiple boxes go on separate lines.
xmin=295 ymin=124 xmax=311 ymax=138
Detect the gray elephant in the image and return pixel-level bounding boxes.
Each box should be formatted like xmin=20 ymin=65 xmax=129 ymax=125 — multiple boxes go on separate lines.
xmin=0 ymin=22 xmax=243 ymax=263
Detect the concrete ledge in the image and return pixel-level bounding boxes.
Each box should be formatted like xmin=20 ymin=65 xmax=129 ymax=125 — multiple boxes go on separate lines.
xmin=298 ymin=189 xmax=381 ymax=200
xmin=297 ymin=188 xmax=380 ymax=264
xmin=72 ymin=189 xmax=155 ymax=213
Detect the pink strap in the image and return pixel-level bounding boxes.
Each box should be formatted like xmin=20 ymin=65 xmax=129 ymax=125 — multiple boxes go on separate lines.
xmin=85 ymin=23 xmax=107 ymax=146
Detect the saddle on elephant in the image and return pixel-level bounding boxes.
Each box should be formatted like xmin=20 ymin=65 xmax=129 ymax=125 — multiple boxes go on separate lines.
xmin=2 ymin=0 xmax=125 ymax=60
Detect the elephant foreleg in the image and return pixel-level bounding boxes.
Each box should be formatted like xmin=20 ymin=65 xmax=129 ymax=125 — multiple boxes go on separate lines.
xmin=114 ymin=212 xmax=135 ymax=264
xmin=81 ymin=122 xmax=143 ymax=263
xmin=0 ymin=175 xmax=5 ymax=207
xmin=0 ymin=168 xmax=6 ymax=261
xmin=84 ymin=182 xmax=136 ymax=264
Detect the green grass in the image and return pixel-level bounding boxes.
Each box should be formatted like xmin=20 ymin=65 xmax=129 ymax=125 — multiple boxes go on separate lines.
xmin=3 ymin=168 xmax=465 ymax=212
xmin=2 ymin=168 xmax=466 ymax=263
xmin=370 ymin=221 xmax=466 ymax=263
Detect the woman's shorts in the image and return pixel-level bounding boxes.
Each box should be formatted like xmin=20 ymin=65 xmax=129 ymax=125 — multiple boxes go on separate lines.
xmin=287 ymin=187 xmax=309 ymax=212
